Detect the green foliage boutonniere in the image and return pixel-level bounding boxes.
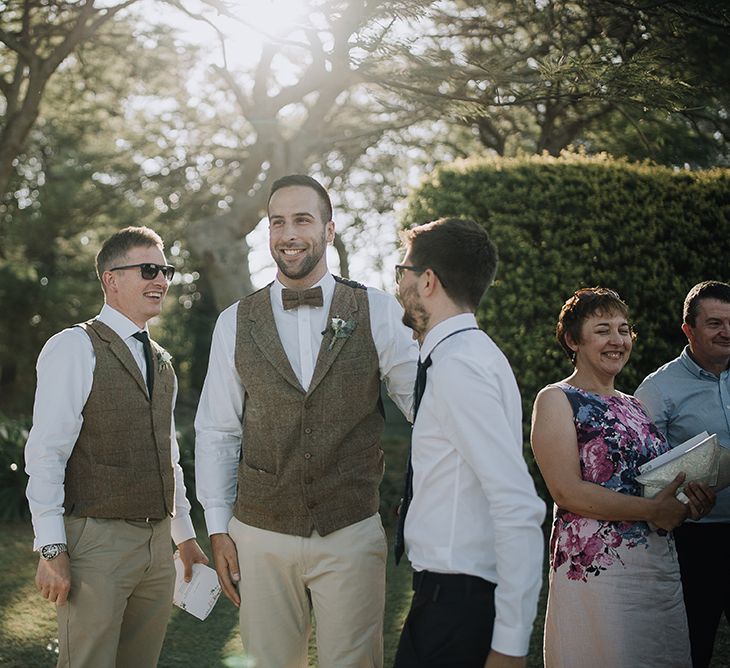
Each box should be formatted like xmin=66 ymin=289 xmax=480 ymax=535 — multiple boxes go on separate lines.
xmin=327 ymin=316 xmax=356 ymax=350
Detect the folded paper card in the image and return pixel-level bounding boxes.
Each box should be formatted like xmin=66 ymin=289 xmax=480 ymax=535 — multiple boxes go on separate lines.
xmin=173 ymin=552 xmax=222 ymax=621
xmin=636 ymin=431 xmax=730 ymax=501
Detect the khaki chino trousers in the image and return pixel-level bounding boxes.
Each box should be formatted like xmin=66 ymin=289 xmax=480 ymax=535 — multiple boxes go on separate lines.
xmin=56 ymin=516 xmax=175 ymax=668
xmin=229 ymin=514 xmax=387 ymax=668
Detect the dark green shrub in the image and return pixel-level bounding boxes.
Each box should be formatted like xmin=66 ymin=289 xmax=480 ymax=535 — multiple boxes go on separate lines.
xmin=402 ymin=152 xmax=730 ymax=497
xmin=0 ymin=413 xmax=31 ymax=520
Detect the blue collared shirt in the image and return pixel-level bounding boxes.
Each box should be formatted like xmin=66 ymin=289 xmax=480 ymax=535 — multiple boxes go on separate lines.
xmin=636 ymin=346 xmax=730 ymax=522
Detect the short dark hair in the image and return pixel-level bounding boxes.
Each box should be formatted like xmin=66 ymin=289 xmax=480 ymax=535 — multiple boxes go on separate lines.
xmin=267 ymin=174 xmax=333 ymax=223
xmin=95 ymin=226 xmax=164 ymax=279
xmin=399 ymin=218 xmax=497 ymax=310
xmin=556 ymin=287 xmax=634 ymax=363
xmin=683 ymin=281 xmax=730 ymax=326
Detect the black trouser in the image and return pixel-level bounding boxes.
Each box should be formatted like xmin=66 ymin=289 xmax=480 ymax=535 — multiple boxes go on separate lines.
xmin=674 ymin=522 xmax=730 ymax=668
xmin=393 ymin=571 xmax=496 ymax=668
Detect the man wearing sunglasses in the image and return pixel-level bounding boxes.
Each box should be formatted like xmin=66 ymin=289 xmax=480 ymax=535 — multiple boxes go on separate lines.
xmin=25 ymin=226 xmax=207 ymax=667
xmin=195 ymin=174 xmax=418 ymax=667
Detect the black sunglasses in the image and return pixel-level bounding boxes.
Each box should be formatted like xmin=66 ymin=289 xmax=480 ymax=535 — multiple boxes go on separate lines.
xmin=394 ymin=264 xmax=424 ymax=284
xmin=109 ymin=263 xmax=176 ymax=281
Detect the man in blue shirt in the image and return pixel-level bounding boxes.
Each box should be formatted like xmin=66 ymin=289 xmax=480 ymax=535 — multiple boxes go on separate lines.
xmin=636 ymin=280 xmax=730 ymax=668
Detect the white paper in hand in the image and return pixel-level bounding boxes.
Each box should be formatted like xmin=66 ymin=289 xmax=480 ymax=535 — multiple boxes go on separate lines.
xmin=173 ymin=552 xmax=222 ymax=620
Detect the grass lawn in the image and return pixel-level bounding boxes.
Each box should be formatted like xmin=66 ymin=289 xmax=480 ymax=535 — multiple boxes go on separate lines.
xmin=5 ymin=517 xmax=730 ymax=668
xmin=0 ymin=520 xmax=445 ymax=668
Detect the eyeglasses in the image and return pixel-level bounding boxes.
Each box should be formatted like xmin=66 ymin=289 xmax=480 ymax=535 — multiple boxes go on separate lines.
xmin=395 ymin=264 xmax=424 ymax=284
xmin=108 ymin=263 xmax=176 ymax=281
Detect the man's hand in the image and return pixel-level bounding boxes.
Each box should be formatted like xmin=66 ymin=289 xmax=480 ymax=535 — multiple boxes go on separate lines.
xmin=684 ymin=481 xmax=716 ymax=520
xmin=177 ymin=538 xmax=209 ymax=583
xmin=36 ymin=553 xmax=71 ymax=604
xmin=210 ymin=533 xmax=241 ymax=607
xmin=485 ymin=650 xmax=526 ymax=668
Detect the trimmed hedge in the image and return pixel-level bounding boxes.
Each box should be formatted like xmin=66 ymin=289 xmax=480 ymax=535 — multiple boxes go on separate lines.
xmin=0 ymin=413 xmax=31 ymax=520
xmin=402 ymin=152 xmax=730 ymax=492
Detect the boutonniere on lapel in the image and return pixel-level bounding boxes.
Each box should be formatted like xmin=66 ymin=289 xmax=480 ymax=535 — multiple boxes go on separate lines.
xmin=156 ymin=349 xmax=173 ymax=372
xmin=325 ymin=316 xmax=356 ymax=350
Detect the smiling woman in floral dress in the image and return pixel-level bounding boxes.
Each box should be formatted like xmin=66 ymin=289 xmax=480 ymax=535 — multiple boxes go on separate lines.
xmin=530 ymin=287 xmax=716 ymax=667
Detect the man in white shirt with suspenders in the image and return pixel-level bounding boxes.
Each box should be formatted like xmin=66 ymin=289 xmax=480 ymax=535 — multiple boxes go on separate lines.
xmin=393 ymin=217 xmax=545 ymax=668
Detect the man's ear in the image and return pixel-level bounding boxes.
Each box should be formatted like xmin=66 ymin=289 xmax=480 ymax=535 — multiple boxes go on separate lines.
xmin=325 ymin=219 xmax=335 ymax=244
xmin=681 ymin=322 xmax=693 ymax=343
xmin=101 ymin=270 xmax=116 ymax=294
xmin=420 ymin=268 xmax=439 ymax=297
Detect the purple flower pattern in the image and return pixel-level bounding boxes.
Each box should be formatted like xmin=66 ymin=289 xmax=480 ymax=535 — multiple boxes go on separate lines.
xmin=549 ymin=384 xmax=673 ymax=582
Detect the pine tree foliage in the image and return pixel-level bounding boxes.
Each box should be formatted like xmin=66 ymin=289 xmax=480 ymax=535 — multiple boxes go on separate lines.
xmin=379 ymin=0 xmax=730 ymax=165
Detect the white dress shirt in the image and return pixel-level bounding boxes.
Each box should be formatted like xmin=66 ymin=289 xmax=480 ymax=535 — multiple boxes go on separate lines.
xmin=24 ymin=304 xmax=196 ymax=549
xmin=404 ymin=313 xmax=546 ymax=657
xmin=195 ymin=272 xmax=418 ymax=536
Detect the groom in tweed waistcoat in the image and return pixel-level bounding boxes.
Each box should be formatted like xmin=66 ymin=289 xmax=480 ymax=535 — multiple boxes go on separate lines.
xmin=195 ymin=174 xmax=417 ymax=667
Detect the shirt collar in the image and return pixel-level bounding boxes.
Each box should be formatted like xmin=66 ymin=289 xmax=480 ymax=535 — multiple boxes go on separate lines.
xmin=98 ymin=304 xmax=148 ymax=341
xmin=679 ymin=345 xmax=728 ymax=380
xmin=271 ymin=272 xmax=334 ymax=307
xmin=420 ymin=312 xmax=478 ymax=362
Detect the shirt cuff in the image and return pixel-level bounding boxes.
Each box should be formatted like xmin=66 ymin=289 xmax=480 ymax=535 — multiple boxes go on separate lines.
xmin=204 ymin=507 xmax=234 ymax=536
xmin=490 ymin=621 xmax=532 ymax=658
xmin=32 ymin=515 xmax=68 ymax=551
xmin=171 ymin=514 xmax=196 ymax=545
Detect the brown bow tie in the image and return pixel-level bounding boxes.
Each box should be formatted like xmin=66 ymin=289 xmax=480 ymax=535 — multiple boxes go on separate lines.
xmin=281 ymin=286 xmax=324 ymax=310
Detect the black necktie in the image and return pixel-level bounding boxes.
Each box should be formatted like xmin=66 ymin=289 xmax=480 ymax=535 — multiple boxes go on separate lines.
xmin=394 ymin=355 xmax=432 ymax=565
xmin=281 ymin=286 xmax=324 ymax=310
xmin=394 ymin=326 xmax=479 ymax=566
xmin=132 ymin=331 xmax=153 ymax=395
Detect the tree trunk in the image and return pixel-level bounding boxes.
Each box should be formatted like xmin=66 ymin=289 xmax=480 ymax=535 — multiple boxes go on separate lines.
xmin=187 ymin=215 xmax=255 ymax=311
xmin=332 ymin=232 xmax=350 ymax=279
xmin=0 ymin=77 xmax=43 ymax=197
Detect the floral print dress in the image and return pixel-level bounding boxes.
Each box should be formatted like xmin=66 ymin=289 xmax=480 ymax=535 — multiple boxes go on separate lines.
xmin=543 ymin=383 xmax=690 ymax=668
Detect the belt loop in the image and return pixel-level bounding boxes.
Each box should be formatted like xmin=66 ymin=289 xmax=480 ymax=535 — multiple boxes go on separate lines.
xmin=432 ymin=583 xmax=441 ymax=603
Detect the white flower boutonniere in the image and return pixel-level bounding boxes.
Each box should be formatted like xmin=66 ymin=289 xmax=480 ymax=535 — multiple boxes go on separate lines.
xmin=157 ymin=349 xmax=173 ymax=372
xmin=327 ymin=316 xmax=357 ymax=350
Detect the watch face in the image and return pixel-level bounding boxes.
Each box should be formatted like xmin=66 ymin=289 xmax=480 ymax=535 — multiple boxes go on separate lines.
xmin=41 ymin=544 xmax=66 ymax=560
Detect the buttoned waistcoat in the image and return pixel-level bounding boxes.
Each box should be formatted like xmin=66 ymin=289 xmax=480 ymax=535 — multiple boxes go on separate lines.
xmin=233 ymin=278 xmax=385 ymax=537
xmin=63 ymin=319 xmax=175 ymax=519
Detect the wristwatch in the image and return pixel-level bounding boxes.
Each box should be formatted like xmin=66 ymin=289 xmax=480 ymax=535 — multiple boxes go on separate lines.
xmin=39 ymin=543 xmax=68 ymax=561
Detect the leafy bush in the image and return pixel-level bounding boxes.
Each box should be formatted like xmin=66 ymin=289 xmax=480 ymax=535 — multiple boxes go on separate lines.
xmin=0 ymin=413 xmax=31 ymax=520
xmin=402 ymin=152 xmax=730 ymax=496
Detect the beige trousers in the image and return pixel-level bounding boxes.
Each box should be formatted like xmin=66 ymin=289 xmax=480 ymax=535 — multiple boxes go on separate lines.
xmin=56 ymin=516 xmax=175 ymax=668
xmin=229 ymin=514 xmax=387 ymax=668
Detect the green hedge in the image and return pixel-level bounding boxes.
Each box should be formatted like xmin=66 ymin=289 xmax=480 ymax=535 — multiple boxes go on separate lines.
xmin=402 ymin=152 xmax=730 ymax=495
xmin=0 ymin=413 xmax=31 ymax=520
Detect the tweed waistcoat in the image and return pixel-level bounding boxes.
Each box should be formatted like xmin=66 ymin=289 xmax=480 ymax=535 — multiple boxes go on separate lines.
xmin=63 ymin=319 xmax=176 ymax=519
xmin=233 ymin=278 xmax=385 ymax=537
